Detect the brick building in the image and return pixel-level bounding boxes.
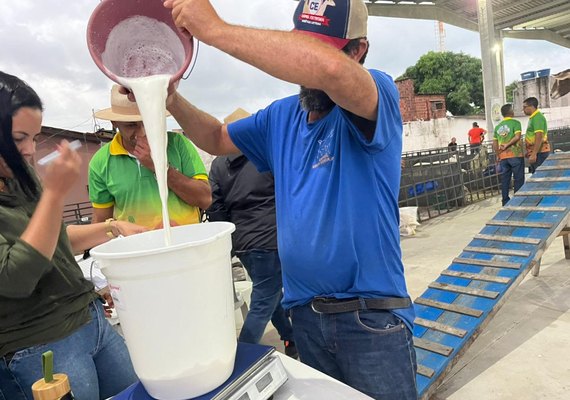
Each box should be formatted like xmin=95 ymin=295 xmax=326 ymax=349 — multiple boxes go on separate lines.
xmin=396 ymin=78 xmax=447 ymax=123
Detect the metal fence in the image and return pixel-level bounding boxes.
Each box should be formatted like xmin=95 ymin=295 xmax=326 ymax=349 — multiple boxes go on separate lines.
xmin=63 ymin=201 xmax=93 ymax=225
xmin=400 ymin=125 xmax=570 ymax=222
xmin=400 ymin=142 xmax=500 ymax=222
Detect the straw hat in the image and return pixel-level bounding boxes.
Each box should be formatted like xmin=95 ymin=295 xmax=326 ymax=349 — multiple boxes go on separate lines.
xmin=94 ymin=85 xmax=171 ymax=122
xmin=224 ymin=108 xmax=251 ymax=124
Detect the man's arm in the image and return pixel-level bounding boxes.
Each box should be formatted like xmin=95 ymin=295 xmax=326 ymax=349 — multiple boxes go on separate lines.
xmin=531 ymin=132 xmax=544 ymax=163
xmin=167 ymin=93 xmax=238 ymax=156
xmin=163 ymin=0 xmax=378 ymax=153
xmin=503 ymin=132 xmax=522 ymax=150
xmin=165 ymin=1 xmax=377 ymax=118
xmin=532 ymin=115 xmax=547 ymax=155
xmin=92 ymin=207 xmax=114 ymax=224
xmin=205 ymin=161 xmax=230 ymax=222
xmin=167 ymin=168 xmax=212 ymax=210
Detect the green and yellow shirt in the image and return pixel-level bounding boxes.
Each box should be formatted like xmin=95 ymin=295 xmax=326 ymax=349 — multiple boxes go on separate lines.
xmin=493 ymin=117 xmax=523 ymax=160
xmin=525 ymin=109 xmax=550 ymax=154
xmin=89 ymin=131 xmax=208 ymax=229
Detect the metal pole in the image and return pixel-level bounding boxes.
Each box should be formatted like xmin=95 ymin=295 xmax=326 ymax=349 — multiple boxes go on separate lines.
xmin=477 ymin=0 xmax=505 ymax=134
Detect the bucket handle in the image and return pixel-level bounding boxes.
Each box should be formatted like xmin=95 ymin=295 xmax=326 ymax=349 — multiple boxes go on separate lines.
xmin=182 ymin=38 xmax=200 ymax=81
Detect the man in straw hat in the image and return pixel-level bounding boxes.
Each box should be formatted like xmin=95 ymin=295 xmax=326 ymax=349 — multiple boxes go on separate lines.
xmin=88 ymin=85 xmax=211 ymax=230
xmin=149 ymin=0 xmax=417 ymax=397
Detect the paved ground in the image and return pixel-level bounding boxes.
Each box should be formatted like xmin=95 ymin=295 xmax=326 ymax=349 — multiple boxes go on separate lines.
xmin=255 ymin=195 xmax=570 ymax=399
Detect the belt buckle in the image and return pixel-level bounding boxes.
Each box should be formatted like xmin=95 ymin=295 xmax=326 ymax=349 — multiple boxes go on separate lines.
xmin=311 ymin=296 xmax=328 ymax=314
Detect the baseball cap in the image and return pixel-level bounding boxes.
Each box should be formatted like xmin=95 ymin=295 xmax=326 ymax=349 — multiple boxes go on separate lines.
xmin=293 ymin=0 xmax=368 ymax=49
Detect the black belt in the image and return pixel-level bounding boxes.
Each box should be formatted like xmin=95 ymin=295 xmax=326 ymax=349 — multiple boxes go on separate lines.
xmin=311 ymin=297 xmax=412 ymax=314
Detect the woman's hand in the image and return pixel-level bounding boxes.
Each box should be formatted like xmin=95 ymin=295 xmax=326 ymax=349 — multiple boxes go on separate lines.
xmin=42 ymin=140 xmax=81 ymax=197
xmin=98 ymin=287 xmax=115 ymax=318
xmin=112 ymin=220 xmax=149 ymax=237
xmin=0 ymin=155 xmax=14 ymax=179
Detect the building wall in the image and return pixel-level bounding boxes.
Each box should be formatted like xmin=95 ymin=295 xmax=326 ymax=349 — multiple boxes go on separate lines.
xmin=401 ymin=107 xmax=570 ymax=152
xmin=397 ymin=79 xmax=416 ymax=122
xmin=513 ymin=76 xmax=570 ymax=116
xmin=396 ymin=79 xmax=447 ymax=122
xmin=34 ymin=132 xmax=106 ymax=205
xmin=402 ymin=117 xmax=486 ymax=151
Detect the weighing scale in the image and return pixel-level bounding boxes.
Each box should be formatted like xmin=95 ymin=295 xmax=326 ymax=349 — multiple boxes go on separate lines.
xmin=113 ymin=343 xmax=288 ymax=400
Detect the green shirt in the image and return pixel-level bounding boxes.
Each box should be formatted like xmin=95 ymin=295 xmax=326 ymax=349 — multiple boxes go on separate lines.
xmin=525 ymin=109 xmax=550 ymax=153
xmin=493 ymin=117 xmax=523 ymax=160
xmin=89 ymin=131 xmax=208 ymax=229
xmin=0 ymin=178 xmax=96 ymax=357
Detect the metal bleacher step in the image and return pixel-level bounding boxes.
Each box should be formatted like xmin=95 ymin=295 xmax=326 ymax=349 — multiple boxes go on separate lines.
xmin=413 ymin=154 xmax=570 ymax=399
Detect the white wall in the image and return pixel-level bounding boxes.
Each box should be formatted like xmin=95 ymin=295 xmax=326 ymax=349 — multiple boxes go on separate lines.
xmin=403 ymin=116 xmax=485 ymax=151
xmin=402 ymin=106 xmax=570 ymax=152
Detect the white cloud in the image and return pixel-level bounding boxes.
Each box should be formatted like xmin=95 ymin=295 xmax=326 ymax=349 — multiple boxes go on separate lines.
xmin=0 ymin=0 xmax=568 ymax=133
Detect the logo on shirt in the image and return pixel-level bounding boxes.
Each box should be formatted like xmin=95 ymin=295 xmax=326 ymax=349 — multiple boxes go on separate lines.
xmin=313 ymin=129 xmax=335 ymax=169
xmin=497 ymin=125 xmax=511 ymax=138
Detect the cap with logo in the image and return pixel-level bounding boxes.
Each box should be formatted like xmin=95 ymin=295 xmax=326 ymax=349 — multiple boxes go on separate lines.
xmin=293 ymin=0 xmax=368 ymax=49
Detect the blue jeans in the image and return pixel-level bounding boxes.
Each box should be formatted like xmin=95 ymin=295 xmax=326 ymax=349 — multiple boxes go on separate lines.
xmin=500 ymin=157 xmax=525 ymax=206
xmin=529 ymin=151 xmax=550 ymax=174
xmin=238 ymin=250 xmax=293 ymax=344
xmin=290 ymin=304 xmax=418 ymax=400
xmin=0 ymin=301 xmax=137 ymax=400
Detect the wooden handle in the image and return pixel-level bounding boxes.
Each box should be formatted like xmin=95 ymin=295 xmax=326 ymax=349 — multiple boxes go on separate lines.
xmin=31 ymin=373 xmax=71 ymax=400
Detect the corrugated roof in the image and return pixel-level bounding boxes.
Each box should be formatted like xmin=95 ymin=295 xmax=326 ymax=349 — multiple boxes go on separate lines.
xmin=367 ymin=0 xmax=570 ymax=48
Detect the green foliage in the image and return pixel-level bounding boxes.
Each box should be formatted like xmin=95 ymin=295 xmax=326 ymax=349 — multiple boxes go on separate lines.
xmin=398 ymin=51 xmax=484 ymax=116
xmin=505 ymin=81 xmax=518 ymax=103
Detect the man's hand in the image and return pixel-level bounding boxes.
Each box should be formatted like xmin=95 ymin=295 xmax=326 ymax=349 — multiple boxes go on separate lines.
xmin=529 ymin=152 xmax=537 ymax=164
xmin=164 ymin=0 xmax=225 ymax=44
xmin=132 ymin=135 xmax=155 ymax=172
xmin=98 ymin=287 xmax=115 ymax=318
xmin=499 ymin=144 xmax=507 ymax=152
xmin=119 ymin=81 xmax=179 ymax=103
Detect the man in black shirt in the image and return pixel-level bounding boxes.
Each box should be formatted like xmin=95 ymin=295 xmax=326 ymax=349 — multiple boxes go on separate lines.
xmin=207 ymin=116 xmax=295 ymax=356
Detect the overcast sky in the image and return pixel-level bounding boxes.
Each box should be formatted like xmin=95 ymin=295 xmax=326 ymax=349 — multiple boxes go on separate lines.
xmin=1 ymin=0 xmax=569 ymax=133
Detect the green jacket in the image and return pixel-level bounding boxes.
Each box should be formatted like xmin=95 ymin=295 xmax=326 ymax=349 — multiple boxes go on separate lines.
xmin=0 ymin=178 xmax=96 ymax=356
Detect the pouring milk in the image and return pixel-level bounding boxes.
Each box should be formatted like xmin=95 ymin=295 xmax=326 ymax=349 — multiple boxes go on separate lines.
xmin=102 ymin=15 xmax=187 ymax=246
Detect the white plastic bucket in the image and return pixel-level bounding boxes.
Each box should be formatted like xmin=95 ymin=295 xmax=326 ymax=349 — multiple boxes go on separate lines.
xmin=90 ymin=222 xmax=237 ymax=400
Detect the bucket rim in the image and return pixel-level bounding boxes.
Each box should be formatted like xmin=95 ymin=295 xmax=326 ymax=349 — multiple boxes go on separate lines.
xmin=86 ymin=0 xmax=194 ymax=86
xmin=90 ymin=221 xmax=235 ymax=260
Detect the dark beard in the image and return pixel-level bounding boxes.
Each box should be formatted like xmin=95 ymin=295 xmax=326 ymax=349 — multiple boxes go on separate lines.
xmin=299 ymin=87 xmax=334 ymax=112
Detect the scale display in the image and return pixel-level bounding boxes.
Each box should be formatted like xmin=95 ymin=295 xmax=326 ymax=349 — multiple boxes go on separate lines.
xmin=224 ymin=356 xmax=287 ymax=400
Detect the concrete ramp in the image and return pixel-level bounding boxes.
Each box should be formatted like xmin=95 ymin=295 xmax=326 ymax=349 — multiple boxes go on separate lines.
xmin=414 ymin=153 xmax=570 ymax=399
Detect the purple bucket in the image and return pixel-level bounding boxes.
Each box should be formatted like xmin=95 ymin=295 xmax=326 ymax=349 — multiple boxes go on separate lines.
xmin=87 ymin=0 xmax=193 ymax=85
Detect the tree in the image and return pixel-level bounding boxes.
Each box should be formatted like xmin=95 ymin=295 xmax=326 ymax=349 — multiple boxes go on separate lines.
xmin=398 ymin=51 xmax=484 ymax=116
xmin=505 ymin=80 xmax=518 ymax=103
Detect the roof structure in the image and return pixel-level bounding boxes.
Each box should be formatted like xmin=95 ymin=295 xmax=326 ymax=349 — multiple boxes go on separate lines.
xmin=40 ymin=126 xmax=114 ymax=143
xmin=367 ymin=0 xmax=570 ymax=49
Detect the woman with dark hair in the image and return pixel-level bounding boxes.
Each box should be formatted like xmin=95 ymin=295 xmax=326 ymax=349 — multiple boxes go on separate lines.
xmin=0 ymin=71 xmax=146 ymax=399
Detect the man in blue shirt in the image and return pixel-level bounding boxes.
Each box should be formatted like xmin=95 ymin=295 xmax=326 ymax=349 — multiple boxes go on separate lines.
xmin=160 ymin=1 xmax=417 ymax=398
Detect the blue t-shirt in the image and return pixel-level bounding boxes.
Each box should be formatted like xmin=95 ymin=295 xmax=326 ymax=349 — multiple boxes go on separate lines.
xmin=228 ymin=70 xmax=414 ymax=328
